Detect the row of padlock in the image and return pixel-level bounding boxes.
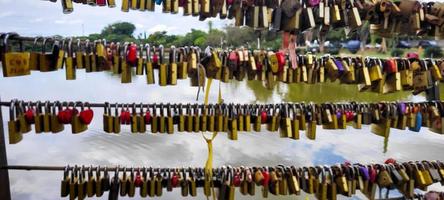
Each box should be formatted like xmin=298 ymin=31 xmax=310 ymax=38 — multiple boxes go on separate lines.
xmin=46 ymin=0 xmax=444 ymax=38
xmin=7 ymin=100 xmax=444 ymax=143
xmin=44 ymin=0 xmax=116 ymax=13
xmin=2 ymin=33 xmax=444 ymax=93
xmin=7 ymin=100 xmax=94 ymax=144
xmin=60 ymin=160 xmax=444 ymax=200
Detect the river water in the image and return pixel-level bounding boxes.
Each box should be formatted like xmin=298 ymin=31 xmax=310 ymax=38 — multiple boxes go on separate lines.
xmin=1 ymin=69 xmax=444 ymax=199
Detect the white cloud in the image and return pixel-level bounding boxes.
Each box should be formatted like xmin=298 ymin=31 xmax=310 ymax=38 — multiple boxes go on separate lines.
xmin=147 ymin=24 xmax=177 ymax=33
xmin=135 ymin=23 xmax=144 ymax=28
xmin=0 ymin=11 xmax=14 ymax=18
xmin=54 ymin=19 xmax=83 ymax=25
xmin=29 ymin=18 xmax=44 ymax=23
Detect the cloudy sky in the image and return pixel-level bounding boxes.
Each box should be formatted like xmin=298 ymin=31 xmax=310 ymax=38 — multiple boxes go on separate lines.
xmin=0 ymin=0 xmax=229 ymax=37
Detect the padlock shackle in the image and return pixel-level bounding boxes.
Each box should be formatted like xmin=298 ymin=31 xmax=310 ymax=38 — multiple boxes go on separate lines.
xmin=145 ymin=43 xmax=151 ymax=62
xmin=158 ymin=44 xmax=164 ymax=64
xmin=52 ymin=101 xmax=60 ymax=114
xmin=9 ymin=100 xmax=16 ymax=121
xmin=170 ymin=45 xmax=176 ymax=63
xmin=123 ymin=42 xmax=130 ymax=59
xmin=139 ymin=44 xmax=144 ymax=58
xmin=84 ymin=39 xmax=91 ymax=53
xmin=67 ymin=37 xmax=73 ymax=57
xmin=31 ymin=36 xmax=45 ymax=52
xmin=3 ymin=32 xmax=22 ymax=53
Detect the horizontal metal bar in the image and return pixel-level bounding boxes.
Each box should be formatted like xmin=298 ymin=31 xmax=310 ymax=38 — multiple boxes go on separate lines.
xmin=0 ymin=101 xmax=440 ymax=108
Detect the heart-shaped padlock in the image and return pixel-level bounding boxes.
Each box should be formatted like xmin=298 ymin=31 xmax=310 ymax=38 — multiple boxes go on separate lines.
xmin=261 ymin=170 xmax=270 ymax=186
xmin=261 ymin=110 xmax=268 ymax=123
xmin=233 ymin=172 xmax=241 ymax=187
xmin=57 ymin=102 xmax=75 ymax=124
xmin=369 ymin=166 xmax=377 ymax=183
xmin=25 ymin=103 xmax=35 ymax=123
xmin=385 ymin=158 xmax=397 ymax=164
xmin=126 ymin=43 xmax=138 ymax=66
xmin=152 ymin=53 xmax=159 ymax=64
xmin=120 ymin=105 xmax=131 ymax=125
xmin=171 ymin=173 xmax=180 ymax=187
xmin=275 ymin=52 xmax=285 ymax=72
xmin=79 ymin=103 xmax=94 ymax=125
xmin=134 ymin=170 xmax=143 ymax=187
xmin=346 ymin=111 xmax=355 ymax=122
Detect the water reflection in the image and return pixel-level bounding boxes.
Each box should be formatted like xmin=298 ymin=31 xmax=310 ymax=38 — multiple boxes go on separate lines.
xmin=0 ymin=69 xmax=444 ymax=200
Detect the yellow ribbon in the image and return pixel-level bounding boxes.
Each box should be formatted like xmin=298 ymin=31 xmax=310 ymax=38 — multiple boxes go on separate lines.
xmin=202 ymin=78 xmax=222 ymax=200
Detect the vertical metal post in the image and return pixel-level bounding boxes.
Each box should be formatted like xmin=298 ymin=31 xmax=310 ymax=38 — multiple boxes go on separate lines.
xmin=0 ymin=97 xmax=12 ymax=200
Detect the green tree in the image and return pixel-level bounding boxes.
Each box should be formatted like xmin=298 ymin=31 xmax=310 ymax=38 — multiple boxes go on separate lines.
xmin=224 ymin=26 xmax=256 ymax=47
xmin=204 ymin=29 xmax=225 ymax=47
xmin=177 ymin=29 xmax=208 ymax=46
xmin=101 ymin=22 xmax=136 ymax=37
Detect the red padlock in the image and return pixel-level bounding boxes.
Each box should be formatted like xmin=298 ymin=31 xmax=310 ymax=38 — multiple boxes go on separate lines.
xmin=96 ymin=0 xmax=106 ymax=6
xmin=384 ymin=59 xmax=398 ymax=73
xmin=57 ymin=102 xmax=75 ymax=124
xmin=345 ymin=111 xmax=354 ymax=122
xmin=145 ymin=110 xmax=151 ymax=124
xmin=79 ymin=103 xmax=94 ymax=125
xmin=152 ymin=47 xmax=159 ymax=64
xmin=261 ymin=110 xmax=268 ymax=124
xmin=233 ymin=172 xmax=241 ymax=187
xmin=179 ymin=0 xmax=187 ymax=6
xmin=275 ymin=52 xmax=286 ymax=72
xmin=134 ymin=170 xmax=143 ymax=187
xmin=25 ymin=103 xmax=35 ymax=124
xmin=406 ymin=52 xmax=419 ymax=60
xmin=369 ymin=165 xmax=377 ymax=183
xmin=120 ymin=105 xmax=131 ymax=125
xmin=261 ymin=169 xmax=269 ymax=186
xmin=126 ymin=43 xmax=138 ymax=66
xmin=256 ymin=60 xmax=263 ymax=71
xmin=226 ymin=0 xmax=234 ymax=5
xmin=385 ymin=158 xmax=397 ymax=164
xmin=171 ymin=172 xmax=180 ymax=187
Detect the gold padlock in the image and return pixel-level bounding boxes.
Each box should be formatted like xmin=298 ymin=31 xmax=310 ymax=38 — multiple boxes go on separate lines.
xmin=158 ymin=45 xmax=167 ymax=86
xmin=51 ymin=101 xmax=64 ymax=133
xmin=65 ymin=38 xmax=76 ymax=80
xmin=8 ymin=100 xmax=23 ymax=144
xmin=2 ymin=33 xmax=31 ymax=77
xmin=169 ymin=46 xmax=178 ymax=85
xmin=71 ymin=102 xmax=88 ymax=134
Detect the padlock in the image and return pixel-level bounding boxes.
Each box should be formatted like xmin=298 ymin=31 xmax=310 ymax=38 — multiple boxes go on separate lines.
xmin=168 ymin=46 xmax=178 ymax=85
xmin=121 ymin=42 xmax=132 ymax=83
xmin=138 ymin=103 xmax=147 ymax=133
xmin=158 ymin=45 xmax=168 ymax=86
xmin=113 ymin=103 xmax=121 ymax=134
xmin=29 ymin=36 xmax=44 ymax=71
xmin=136 ymin=44 xmax=144 ymax=75
xmin=131 ymin=104 xmax=139 ymax=133
xmin=2 ymin=33 xmax=31 ymax=77
xmin=103 ymin=102 xmax=113 ymax=133
xmin=84 ymin=40 xmax=92 ymax=72
xmin=145 ymin=44 xmax=155 ymax=84
xmin=71 ymin=102 xmax=88 ymax=134
xmin=42 ymin=101 xmax=52 ymax=133
xmin=16 ymin=101 xmax=31 ymax=134
xmin=61 ymin=166 xmax=71 ymax=197
xmin=51 ymin=101 xmax=65 ymax=133
xmin=8 ymin=100 xmax=23 ymax=144
xmin=65 ymin=38 xmax=76 ymax=80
